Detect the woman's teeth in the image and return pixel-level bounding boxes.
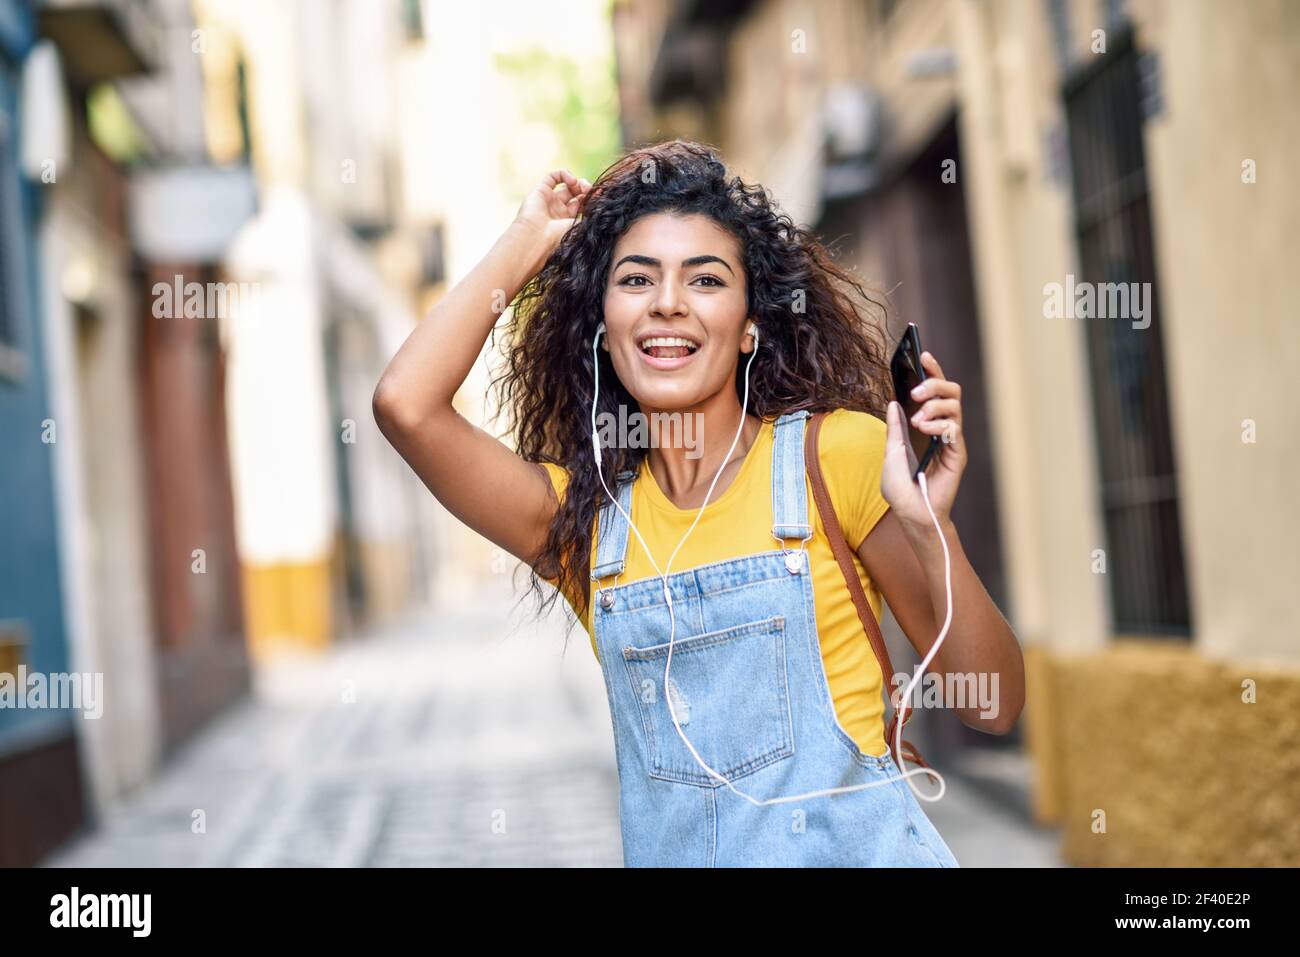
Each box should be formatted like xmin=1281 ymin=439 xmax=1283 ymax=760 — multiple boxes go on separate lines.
xmin=640 ymin=336 xmax=699 ymax=359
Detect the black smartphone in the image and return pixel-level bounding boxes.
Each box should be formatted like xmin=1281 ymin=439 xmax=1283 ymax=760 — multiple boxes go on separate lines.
xmin=890 ymin=322 xmax=940 ymax=482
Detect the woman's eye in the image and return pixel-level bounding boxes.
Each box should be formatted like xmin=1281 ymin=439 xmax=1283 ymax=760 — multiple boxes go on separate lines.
xmin=617 ymin=273 xmax=722 ymax=288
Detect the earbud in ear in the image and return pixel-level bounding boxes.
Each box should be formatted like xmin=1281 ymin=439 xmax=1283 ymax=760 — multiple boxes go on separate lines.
xmin=746 ymin=322 xmax=758 ymax=339
xmin=596 ymin=322 xmax=606 ymax=337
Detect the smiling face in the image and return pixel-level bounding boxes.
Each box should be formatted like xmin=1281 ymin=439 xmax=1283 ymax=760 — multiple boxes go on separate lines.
xmin=601 ymin=212 xmax=754 ymax=414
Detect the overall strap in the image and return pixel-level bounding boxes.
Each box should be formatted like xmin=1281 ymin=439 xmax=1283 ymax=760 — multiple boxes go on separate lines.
xmin=771 ymin=410 xmax=814 ymax=543
xmin=591 ymin=469 xmax=636 ymax=580
xmin=804 ymin=410 xmax=930 ymax=773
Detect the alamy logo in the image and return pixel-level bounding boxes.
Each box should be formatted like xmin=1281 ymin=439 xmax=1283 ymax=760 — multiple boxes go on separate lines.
xmin=0 ymin=666 xmax=103 ymax=719
xmin=50 ymin=887 xmax=151 ymax=937
xmin=151 ymin=274 xmax=260 ymax=319
xmin=593 ymin=406 xmax=704 ymax=458
xmin=889 ymin=667 xmax=1000 ymax=720
xmin=1042 ymin=273 xmax=1152 ymax=329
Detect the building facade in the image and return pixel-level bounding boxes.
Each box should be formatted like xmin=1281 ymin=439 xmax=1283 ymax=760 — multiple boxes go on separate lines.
xmin=0 ymin=0 xmax=80 ymax=868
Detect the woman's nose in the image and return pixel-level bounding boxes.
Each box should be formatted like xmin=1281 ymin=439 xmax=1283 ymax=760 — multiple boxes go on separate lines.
xmin=651 ymin=278 xmax=688 ymax=316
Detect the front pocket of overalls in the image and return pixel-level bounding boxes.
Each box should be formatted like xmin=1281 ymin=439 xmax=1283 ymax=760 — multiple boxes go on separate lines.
xmin=621 ymin=616 xmax=794 ymax=787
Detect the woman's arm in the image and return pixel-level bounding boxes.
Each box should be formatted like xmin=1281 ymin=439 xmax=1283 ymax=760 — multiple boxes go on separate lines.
xmin=856 ymin=352 xmax=1025 ymax=735
xmin=858 ymin=509 xmax=1024 ymax=733
xmin=372 ymin=170 xmax=590 ymax=575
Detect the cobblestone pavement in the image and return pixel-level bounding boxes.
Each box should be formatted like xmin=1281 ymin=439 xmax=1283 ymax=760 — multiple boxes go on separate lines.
xmin=44 ymin=574 xmax=1062 ymax=868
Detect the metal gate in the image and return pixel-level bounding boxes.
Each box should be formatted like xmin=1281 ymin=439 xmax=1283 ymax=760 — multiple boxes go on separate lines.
xmin=1063 ymin=24 xmax=1192 ymax=636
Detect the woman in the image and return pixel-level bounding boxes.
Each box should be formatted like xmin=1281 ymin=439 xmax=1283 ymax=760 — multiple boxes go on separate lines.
xmin=373 ymin=140 xmax=1024 ymax=867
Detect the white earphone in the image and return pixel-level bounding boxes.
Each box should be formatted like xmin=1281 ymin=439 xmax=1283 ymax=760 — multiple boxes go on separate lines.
xmin=589 ymin=321 xmax=950 ymax=805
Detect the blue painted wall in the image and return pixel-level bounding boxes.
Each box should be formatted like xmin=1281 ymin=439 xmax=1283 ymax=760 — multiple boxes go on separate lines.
xmin=0 ymin=0 xmax=73 ymax=755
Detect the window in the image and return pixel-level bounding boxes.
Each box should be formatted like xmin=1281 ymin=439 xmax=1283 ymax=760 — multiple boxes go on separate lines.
xmin=401 ymin=0 xmax=424 ymax=42
xmin=0 ymin=101 xmax=26 ymax=380
xmin=1063 ymin=24 xmax=1191 ymax=635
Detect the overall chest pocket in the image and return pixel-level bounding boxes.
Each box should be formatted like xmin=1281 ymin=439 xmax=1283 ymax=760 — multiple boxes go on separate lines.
xmin=620 ymin=615 xmax=794 ymax=787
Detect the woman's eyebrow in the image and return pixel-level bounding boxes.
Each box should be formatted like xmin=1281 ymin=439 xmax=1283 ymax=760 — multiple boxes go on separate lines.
xmin=613 ymin=254 xmax=735 ymax=276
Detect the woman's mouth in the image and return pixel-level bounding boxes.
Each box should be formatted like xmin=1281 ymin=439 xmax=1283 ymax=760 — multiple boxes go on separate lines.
xmin=637 ymin=335 xmax=700 ymax=370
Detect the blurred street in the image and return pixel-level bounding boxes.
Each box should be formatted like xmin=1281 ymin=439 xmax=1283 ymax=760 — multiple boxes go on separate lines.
xmin=44 ymin=573 xmax=1061 ymax=868
xmin=45 ymin=574 xmax=623 ymax=867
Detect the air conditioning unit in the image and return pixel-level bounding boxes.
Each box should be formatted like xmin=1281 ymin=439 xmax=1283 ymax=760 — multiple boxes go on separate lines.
xmin=823 ymin=84 xmax=883 ymax=162
xmin=821 ymin=84 xmax=885 ymax=199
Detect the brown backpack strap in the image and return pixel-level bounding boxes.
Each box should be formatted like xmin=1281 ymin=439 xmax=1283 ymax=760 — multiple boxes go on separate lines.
xmin=804 ymin=410 xmax=930 ymax=773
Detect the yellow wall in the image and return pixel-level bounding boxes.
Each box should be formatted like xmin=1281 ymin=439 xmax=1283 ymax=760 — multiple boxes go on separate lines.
xmin=1044 ymin=641 xmax=1300 ymax=866
xmin=241 ymin=556 xmax=333 ymax=659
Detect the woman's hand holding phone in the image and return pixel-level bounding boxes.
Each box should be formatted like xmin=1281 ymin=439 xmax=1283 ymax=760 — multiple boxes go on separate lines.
xmin=882 ymin=350 xmax=967 ymax=529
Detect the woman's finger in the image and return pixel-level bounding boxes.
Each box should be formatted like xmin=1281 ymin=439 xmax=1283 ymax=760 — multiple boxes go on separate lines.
xmin=538 ymin=170 xmax=568 ymax=191
xmin=910 ymin=375 xmax=961 ymax=402
xmin=913 ymin=415 xmax=960 ymax=436
xmin=538 ymin=170 xmax=580 ymax=197
xmin=884 ymin=402 xmax=916 ymax=469
xmin=911 ymin=397 xmax=961 ymax=424
xmin=884 ymin=401 xmax=907 ymax=453
xmin=914 ymin=417 xmax=963 ymax=448
xmin=920 ymin=350 xmax=947 ymax=380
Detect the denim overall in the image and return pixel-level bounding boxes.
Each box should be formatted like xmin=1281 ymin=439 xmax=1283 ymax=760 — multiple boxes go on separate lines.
xmin=589 ymin=409 xmax=960 ymax=867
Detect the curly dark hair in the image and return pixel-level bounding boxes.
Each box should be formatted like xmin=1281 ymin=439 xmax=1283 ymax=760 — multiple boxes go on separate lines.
xmin=489 ymin=139 xmax=894 ymax=644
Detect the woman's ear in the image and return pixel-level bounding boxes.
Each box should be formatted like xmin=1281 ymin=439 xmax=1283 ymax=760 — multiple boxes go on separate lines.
xmin=741 ymin=319 xmax=758 ymax=353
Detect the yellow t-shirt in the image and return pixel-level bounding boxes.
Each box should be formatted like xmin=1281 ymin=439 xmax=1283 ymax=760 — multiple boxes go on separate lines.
xmin=539 ymin=408 xmax=893 ymax=758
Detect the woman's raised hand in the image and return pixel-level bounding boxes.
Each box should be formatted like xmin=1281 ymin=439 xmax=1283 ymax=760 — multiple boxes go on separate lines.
xmin=375 ymin=169 xmax=595 ymax=585
xmin=513 ymin=169 xmax=591 ymax=260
